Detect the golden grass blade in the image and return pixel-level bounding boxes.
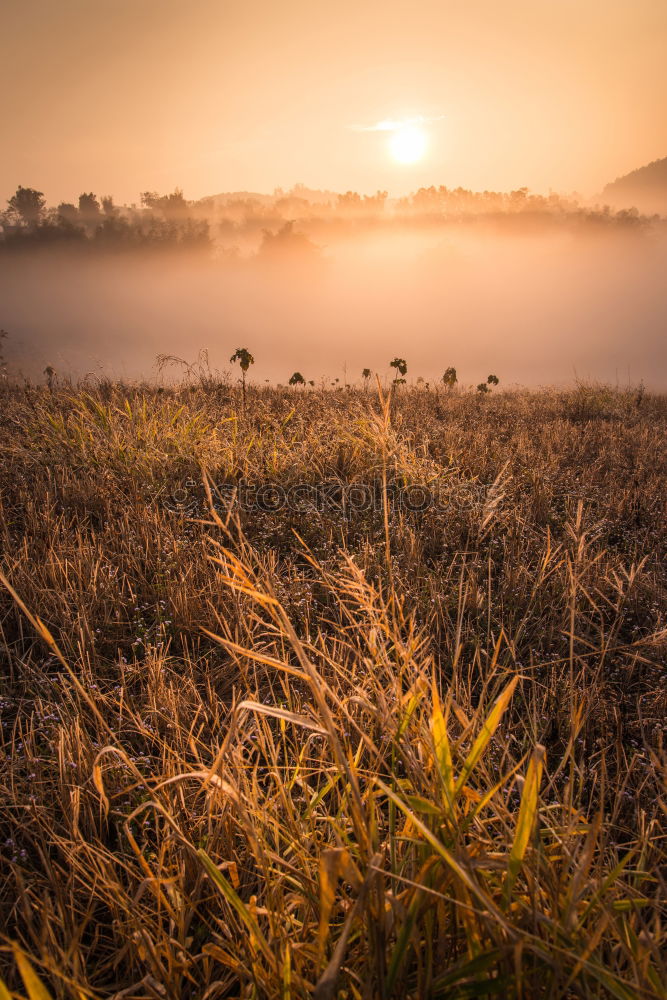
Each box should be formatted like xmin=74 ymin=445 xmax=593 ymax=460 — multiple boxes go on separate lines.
xmin=431 ymin=682 xmax=455 ymax=811
xmin=236 ymin=699 xmax=328 ymax=735
xmin=455 ymin=675 xmax=519 ymax=796
xmin=201 ymin=630 xmax=309 ymax=681
xmin=317 ymin=848 xmax=351 ymax=964
xmin=397 ymin=681 xmax=424 ymax=738
xmin=504 ymin=744 xmax=545 ymax=904
xmin=92 ymin=761 xmax=110 ymax=817
xmin=281 ymin=943 xmax=291 ymax=1000
xmin=151 ymin=770 xmax=239 ymax=801
xmin=13 ymin=948 xmax=54 ymax=1000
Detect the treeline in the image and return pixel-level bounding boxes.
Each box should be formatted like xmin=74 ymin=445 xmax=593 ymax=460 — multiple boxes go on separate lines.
xmin=0 ymin=180 xmax=657 ymax=259
xmin=203 ymin=181 xmax=655 ymax=232
xmin=0 ymin=187 xmax=211 ymax=254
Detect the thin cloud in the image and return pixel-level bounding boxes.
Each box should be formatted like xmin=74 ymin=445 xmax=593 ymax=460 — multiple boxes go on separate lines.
xmin=349 ymin=114 xmax=446 ymax=132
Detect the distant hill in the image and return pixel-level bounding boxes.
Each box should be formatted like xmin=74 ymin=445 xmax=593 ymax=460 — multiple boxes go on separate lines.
xmin=602 ymin=157 xmax=667 ymax=215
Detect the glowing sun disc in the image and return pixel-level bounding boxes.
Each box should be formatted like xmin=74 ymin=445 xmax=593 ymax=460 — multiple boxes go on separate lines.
xmin=390 ymin=125 xmax=427 ymax=164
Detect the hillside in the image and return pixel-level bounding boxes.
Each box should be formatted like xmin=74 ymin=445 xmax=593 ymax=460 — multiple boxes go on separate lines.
xmin=602 ymin=156 xmax=667 ymax=215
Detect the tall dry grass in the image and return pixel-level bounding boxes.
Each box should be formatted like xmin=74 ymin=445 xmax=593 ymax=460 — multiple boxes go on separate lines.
xmin=0 ymin=378 xmax=665 ymax=998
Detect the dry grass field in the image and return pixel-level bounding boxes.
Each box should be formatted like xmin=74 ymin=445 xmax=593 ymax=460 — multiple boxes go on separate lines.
xmin=0 ymin=378 xmax=665 ymax=998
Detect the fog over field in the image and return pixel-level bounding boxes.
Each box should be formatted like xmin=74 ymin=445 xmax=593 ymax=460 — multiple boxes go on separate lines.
xmin=2 ymin=220 xmax=666 ymax=387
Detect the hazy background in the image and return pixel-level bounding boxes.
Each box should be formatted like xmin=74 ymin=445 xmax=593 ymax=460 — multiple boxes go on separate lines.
xmin=1 ymin=0 xmax=666 ymax=202
xmin=1 ymin=0 xmax=666 ymax=387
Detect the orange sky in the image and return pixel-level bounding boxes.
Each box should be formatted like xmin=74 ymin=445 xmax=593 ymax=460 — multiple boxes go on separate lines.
xmin=1 ymin=0 xmax=666 ymax=206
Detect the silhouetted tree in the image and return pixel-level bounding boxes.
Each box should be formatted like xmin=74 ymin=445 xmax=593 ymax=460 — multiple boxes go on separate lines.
xmin=101 ymin=196 xmax=118 ymax=217
xmin=442 ymin=366 xmax=457 ymax=387
xmin=57 ymin=202 xmax=79 ymax=226
xmin=78 ymin=193 xmax=101 ymax=224
xmin=5 ymin=186 xmax=46 ymax=227
xmin=140 ymin=191 xmax=160 ymax=209
xmin=141 ymin=189 xmax=189 ymax=220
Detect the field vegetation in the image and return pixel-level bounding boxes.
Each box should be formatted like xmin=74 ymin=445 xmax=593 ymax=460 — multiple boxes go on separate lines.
xmin=0 ymin=376 xmax=665 ymax=998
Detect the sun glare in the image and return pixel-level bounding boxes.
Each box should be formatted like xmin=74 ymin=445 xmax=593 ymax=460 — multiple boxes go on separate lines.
xmin=389 ymin=125 xmax=427 ymax=164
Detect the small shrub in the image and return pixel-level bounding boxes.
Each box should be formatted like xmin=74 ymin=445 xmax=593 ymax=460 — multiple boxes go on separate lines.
xmin=230 ymin=347 xmax=255 ymax=407
xmin=390 ymin=357 xmax=407 ymax=379
xmin=442 ymin=366 xmax=457 ymax=387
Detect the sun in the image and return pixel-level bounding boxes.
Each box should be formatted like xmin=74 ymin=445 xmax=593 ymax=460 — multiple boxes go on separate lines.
xmin=389 ymin=125 xmax=427 ymax=164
